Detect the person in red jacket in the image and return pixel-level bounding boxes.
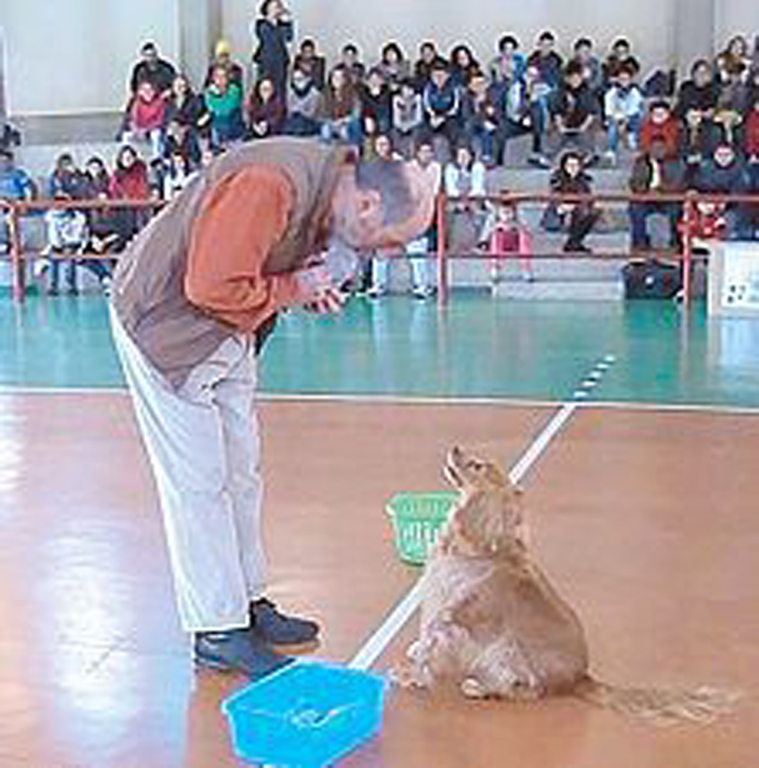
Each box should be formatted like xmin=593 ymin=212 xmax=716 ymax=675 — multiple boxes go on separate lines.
xmin=110 ymin=145 xmax=151 ymax=244
xmin=640 ymin=100 xmax=681 ymax=160
xmin=122 ymin=81 xmax=167 ymax=159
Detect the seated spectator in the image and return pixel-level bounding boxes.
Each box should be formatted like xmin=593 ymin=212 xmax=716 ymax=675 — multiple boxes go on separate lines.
xmin=81 ymin=156 xmax=127 ymax=256
xmin=378 ymin=42 xmax=411 ymax=93
xmin=572 ymin=37 xmax=603 ymax=97
xmin=247 ymin=76 xmax=286 ymax=139
xmin=0 ymin=149 xmax=35 ymax=253
xmin=444 ymin=143 xmax=489 ymax=246
xmin=204 ymin=39 xmax=244 ymax=89
xmin=0 ymin=149 xmax=35 ymax=202
xmin=527 ymin=31 xmax=564 ymax=91
xmin=445 ymin=143 xmax=487 ymax=197
xmin=449 ymin=44 xmax=480 ymax=87
xmin=480 ymin=200 xmax=534 ymax=284
xmin=164 ymin=75 xmax=210 ymax=167
xmin=252 ymin=0 xmax=294 ymax=96
xmin=121 ymin=80 xmax=166 ymax=159
xmin=489 ymin=35 xmax=527 ymax=84
xmin=414 ymin=41 xmax=439 ymax=90
xmin=109 ymin=145 xmax=151 ymax=244
xmin=498 ymin=63 xmax=551 ymax=167
xmin=130 ymin=41 xmax=177 ymax=97
xmin=603 ymin=37 xmax=641 ymax=86
xmin=628 ymin=138 xmax=686 ymax=250
xmin=676 ymin=59 xmax=719 ymax=166
xmin=391 ymin=79 xmax=424 ymax=158
xmin=360 ymin=67 xmax=393 ymax=143
xmin=676 ymin=59 xmax=719 ymax=124
xmin=293 ymin=38 xmax=326 ymax=90
xmin=318 ymin=64 xmax=362 ymax=145
xmin=543 ymin=150 xmax=599 ymax=253
xmin=42 ymin=154 xmax=112 ymax=295
xmin=283 ymin=66 xmax=321 ymax=136
xmin=716 ymin=35 xmax=751 ymax=86
xmin=695 ymin=143 xmax=751 ymax=239
xmin=549 ymin=61 xmax=599 ymax=160
xmin=338 ymin=43 xmax=366 ymax=84
xmin=640 ymin=100 xmax=681 ymax=160
xmin=462 ymin=71 xmax=502 ymax=165
xmin=204 ymin=65 xmax=246 ymax=148
xmin=604 ymin=66 xmax=645 ymax=163
xmin=422 ymin=59 xmax=462 ymax=159
xmin=162 ymin=151 xmax=196 ymax=200
xmin=716 ymin=61 xmax=749 ymax=115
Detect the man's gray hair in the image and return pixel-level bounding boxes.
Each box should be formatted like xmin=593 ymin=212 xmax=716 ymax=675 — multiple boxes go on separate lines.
xmin=354 ymin=159 xmax=414 ymax=225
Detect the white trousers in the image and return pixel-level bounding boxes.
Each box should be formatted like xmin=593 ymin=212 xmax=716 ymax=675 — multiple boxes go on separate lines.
xmin=110 ymin=308 xmax=266 ymax=632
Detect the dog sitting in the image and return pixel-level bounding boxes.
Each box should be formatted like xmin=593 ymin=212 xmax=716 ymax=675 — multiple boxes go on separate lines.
xmin=394 ymin=447 xmax=738 ymax=725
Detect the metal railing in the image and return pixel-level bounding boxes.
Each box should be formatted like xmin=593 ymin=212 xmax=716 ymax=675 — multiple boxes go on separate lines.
xmin=2 ymin=190 xmax=758 ymax=306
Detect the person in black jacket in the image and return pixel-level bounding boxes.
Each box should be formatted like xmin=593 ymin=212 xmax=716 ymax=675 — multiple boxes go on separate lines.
xmin=164 ymin=75 xmax=210 ymax=167
xmin=695 ymin=143 xmax=751 ymax=239
xmin=360 ymin=67 xmax=393 ymax=141
xmin=252 ymin=0 xmax=294 ymax=96
xmin=550 ymin=61 xmax=599 ymax=160
xmin=544 ymin=150 xmax=599 ymax=252
xmin=292 ymin=38 xmax=326 ymax=90
xmin=129 ymin=42 xmax=177 ymax=97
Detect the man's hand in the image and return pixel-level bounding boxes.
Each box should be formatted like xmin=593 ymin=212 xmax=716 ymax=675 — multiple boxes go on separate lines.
xmin=303 ymin=286 xmax=347 ymax=315
xmin=293 ymin=263 xmax=347 ymax=314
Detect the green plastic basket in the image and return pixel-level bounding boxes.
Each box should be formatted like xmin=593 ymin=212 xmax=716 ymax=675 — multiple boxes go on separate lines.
xmin=385 ymin=492 xmax=459 ymax=566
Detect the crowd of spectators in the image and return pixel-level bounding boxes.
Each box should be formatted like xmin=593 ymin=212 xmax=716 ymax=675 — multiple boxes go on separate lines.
xmin=3 ymin=3 xmax=759 ymax=295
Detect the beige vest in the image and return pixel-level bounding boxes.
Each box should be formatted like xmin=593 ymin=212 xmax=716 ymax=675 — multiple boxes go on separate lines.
xmin=112 ymin=138 xmax=349 ymax=390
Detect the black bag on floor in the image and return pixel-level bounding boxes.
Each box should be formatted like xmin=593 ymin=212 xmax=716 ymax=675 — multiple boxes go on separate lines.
xmin=622 ymin=258 xmax=682 ymax=299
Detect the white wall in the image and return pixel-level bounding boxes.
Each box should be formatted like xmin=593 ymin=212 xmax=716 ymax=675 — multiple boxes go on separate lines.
xmin=0 ymin=0 xmax=179 ymax=114
xmin=222 ymin=0 xmax=677 ymax=75
xmin=715 ymin=1 xmax=759 ymax=53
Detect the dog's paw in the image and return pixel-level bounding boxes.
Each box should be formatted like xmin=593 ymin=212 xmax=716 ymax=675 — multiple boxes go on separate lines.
xmin=390 ymin=664 xmax=429 ymax=691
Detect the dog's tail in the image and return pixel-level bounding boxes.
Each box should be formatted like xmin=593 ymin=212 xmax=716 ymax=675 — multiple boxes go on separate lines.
xmin=573 ymin=675 xmax=740 ymax=726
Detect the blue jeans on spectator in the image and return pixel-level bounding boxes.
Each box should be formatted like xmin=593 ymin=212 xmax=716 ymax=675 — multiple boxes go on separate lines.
xmin=320 ymin=118 xmax=362 ymax=146
xmin=283 ymin=114 xmax=321 ymax=137
xmin=629 ymin=202 xmax=682 ymax=249
xmin=466 ymin=120 xmax=499 ymax=164
xmin=211 ymin=112 xmax=246 ymax=149
xmin=607 ymin=114 xmax=642 ymax=153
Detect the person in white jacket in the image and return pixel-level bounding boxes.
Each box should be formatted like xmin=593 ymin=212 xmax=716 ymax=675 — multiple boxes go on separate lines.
xmin=369 ymin=138 xmax=442 ymax=298
xmin=604 ymin=66 xmax=645 ymax=164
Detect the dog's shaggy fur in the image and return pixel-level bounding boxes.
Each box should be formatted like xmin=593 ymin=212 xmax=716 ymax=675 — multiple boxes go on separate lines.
xmin=394 ymin=448 xmax=739 ymax=725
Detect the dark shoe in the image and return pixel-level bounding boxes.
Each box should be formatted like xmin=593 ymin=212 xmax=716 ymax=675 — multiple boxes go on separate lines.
xmin=563 ymin=242 xmax=592 ymax=254
xmin=250 ymin=598 xmax=320 ymax=646
xmin=193 ymin=628 xmax=292 ymax=679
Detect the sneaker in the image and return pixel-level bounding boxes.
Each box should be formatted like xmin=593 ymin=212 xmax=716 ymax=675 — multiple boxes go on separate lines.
xmin=250 ymin=598 xmax=320 ymax=646
xmin=366 ymin=287 xmax=386 ymax=299
xmin=100 ymin=276 xmax=113 ymax=296
xmin=603 ymin=150 xmax=617 ymax=167
xmin=33 ymin=258 xmax=50 ymax=279
xmin=412 ymin=286 xmax=434 ymax=300
xmin=193 ymin=628 xmax=293 ymax=679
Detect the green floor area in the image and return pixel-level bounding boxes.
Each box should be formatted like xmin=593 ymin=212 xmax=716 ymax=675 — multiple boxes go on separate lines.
xmin=2 ymin=292 xmax=759 ymax=408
